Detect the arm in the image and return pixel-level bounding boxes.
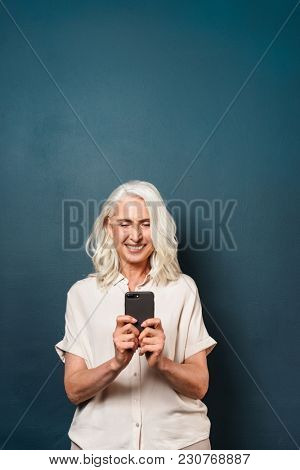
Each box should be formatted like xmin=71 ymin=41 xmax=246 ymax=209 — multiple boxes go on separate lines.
xmin=64 ymin=315 xmax=140 ymax=406
xmin=138 ymin=318 xmax=210 ymax=401
xmin=155 ymin=350 xmax=209 ymax=400
xmin=64 ymin=352 xmax=123 ymax=405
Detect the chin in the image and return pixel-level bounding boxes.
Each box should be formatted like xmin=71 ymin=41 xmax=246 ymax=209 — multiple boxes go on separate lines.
xmin=122 ymin=246 xmax=151 ymax=261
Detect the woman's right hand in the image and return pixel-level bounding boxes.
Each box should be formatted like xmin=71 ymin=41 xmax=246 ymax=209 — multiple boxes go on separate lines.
xmin=113 ymin=315 xmax=140 ymax=369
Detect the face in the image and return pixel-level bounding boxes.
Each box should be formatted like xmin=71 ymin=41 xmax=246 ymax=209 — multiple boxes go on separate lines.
xmin=106 ymin=196 xmax=154 ymax=267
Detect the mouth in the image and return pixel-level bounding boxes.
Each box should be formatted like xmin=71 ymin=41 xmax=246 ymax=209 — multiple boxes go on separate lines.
xmin=125 ymin=244 xmax=145 ymax=253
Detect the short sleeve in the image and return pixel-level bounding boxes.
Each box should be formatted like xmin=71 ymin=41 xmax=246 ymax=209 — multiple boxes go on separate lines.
xmin=54 ymin=289 xmax=88 ymax=366
xmin=184 ymin=283 xmax=217 ymax=360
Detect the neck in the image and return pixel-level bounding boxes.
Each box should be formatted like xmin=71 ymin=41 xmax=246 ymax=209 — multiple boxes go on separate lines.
xmin=120 ymin=261 xmax=150 ymax=282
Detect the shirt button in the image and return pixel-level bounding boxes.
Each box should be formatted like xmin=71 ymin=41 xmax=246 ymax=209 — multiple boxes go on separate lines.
xmin=136 ymin=423 xmax=140 ymax=427
xmin=134 ymin=372 xmax=137 ymax=376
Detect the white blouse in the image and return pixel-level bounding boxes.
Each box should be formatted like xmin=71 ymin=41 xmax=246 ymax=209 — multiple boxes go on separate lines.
xmin=55 ymin=271 xmax=217 ymax=450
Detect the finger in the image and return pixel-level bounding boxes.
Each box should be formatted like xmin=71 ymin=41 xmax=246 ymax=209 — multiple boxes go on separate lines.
xmin=118 ymin=341 xmax=136 ymax=350
xmin=139 ymin=326 xmax=156 ymax=341
xmin=120 ymin=333 xmax=137 ymax=342
xmin=116 ymin=315 xmax=137 ymax=327
xmin=139 ymin=336 xmax=157 ymax=346
xmin=120 ymin=323 xmax=140 ymax=336
xmin=139 ymin=344 xmax=160 ymax=355
xmin=141 ymin=317 xmax=162 ymax=329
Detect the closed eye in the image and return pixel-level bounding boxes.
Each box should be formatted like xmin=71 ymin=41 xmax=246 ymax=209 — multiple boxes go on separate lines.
xmin=120 ymin=223 xmax=150 ymax=227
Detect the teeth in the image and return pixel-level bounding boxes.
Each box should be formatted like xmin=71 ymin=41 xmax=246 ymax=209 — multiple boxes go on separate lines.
xmin=126 ymin=245 xmax=144 ymax=251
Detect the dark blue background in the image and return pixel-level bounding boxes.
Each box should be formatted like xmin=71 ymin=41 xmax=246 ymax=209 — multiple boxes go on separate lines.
xmin=0 ymin=0 xmax=299 ymax=449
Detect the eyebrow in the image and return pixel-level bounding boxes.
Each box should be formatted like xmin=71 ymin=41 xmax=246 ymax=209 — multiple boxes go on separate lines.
xmin=115 ymin=218 xmax=150 ymax=222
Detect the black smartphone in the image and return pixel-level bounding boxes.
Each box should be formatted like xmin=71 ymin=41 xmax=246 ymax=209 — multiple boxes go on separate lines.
xmin=125 ymin=291 xmax=155 ymax=333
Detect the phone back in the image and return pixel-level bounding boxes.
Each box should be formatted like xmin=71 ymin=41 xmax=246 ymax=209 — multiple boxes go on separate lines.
xmin=125 ymin=291 xmax=154 ymax=332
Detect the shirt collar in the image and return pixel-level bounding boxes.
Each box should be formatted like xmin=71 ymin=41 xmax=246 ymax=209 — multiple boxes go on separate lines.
xmin=113 ymin=271 xmax=152 ymax=288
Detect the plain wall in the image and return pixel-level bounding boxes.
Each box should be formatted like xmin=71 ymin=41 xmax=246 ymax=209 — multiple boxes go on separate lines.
xmin=0 ymin=0 xmax=299 ymax=449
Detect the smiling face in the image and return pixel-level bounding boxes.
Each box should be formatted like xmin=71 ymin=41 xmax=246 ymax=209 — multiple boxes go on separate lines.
xmin=106 ymin=195 xmax=155 ymax=269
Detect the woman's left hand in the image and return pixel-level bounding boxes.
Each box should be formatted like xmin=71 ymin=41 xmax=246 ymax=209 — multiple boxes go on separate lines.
xmin=138 ymin=318 xmax=166 ymax=368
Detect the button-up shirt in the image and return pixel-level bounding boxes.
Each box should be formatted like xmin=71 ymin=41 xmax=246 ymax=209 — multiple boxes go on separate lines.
xmin=54 ymin=271 xmax=217 ymax=450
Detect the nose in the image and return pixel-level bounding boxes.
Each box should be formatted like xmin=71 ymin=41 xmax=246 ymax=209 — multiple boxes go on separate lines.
xmin=129 ymin=225 xmax=142 ymax=242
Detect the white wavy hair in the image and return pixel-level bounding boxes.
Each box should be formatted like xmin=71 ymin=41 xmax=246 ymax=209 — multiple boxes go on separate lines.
xmin=85 ymin=180 xmax=182 ymax=291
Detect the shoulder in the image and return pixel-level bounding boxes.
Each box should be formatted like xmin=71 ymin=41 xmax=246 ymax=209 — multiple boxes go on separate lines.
xmin=67 ymin=274 xmax=97 ymax=298
xmin=179 ymin=273 xmax=198 ymax=291
xmin=167 ymin=273 xmax=199 ymax=298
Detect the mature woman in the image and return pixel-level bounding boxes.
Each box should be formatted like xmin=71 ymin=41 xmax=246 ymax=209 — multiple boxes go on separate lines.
xmin=55 ymin=180 xmax=217 ymax=450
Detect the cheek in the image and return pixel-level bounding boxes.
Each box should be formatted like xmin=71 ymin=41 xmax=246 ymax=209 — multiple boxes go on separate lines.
xmin=113 ymin=228 xmax=127 ymax=245
xmin=148 ymin=238 xmax=154 ymax=249
xmin=144 ymin=231 xmax=153 ymax=244
xmin=145 ymin=240 xmax=154 ymax=254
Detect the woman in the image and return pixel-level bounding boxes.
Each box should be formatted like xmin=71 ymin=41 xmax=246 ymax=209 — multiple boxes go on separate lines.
xmin=55 ymin=180 xmax=217 ymax=450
